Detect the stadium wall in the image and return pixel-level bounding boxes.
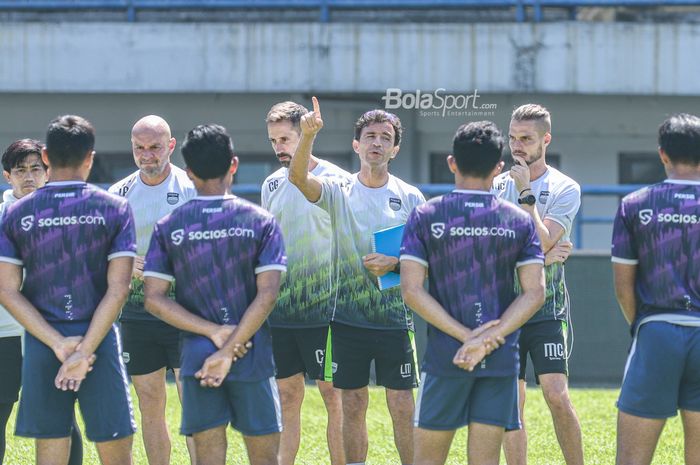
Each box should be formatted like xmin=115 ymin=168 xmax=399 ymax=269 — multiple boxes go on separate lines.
xmin=2 ymin=22 xmax=700 ymax=94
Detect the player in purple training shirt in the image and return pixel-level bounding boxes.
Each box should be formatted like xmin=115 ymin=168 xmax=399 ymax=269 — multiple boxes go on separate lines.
xmin=612 ymin=114 xmax=700 ymax=465
xmin=143 ymin=124 xmax=286 ymax=465
xmin=0 ymin=115 xmax=137 ymax=465
xmin=400 ymin=121 xmax=545 ymax=465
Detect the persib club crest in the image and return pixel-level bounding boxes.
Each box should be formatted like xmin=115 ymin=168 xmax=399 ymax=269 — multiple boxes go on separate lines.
xmin=538 ymin=190 xmax=550 ymax=204
xmin=167 ymin=192 xmax=180 ymax=205
xmin=389 ymin=197 xmax=402 ymax=211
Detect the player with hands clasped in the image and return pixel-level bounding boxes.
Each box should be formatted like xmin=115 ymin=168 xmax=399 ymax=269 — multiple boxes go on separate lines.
xmin=143 ymin=124 xmax=286 ymax=465
xmin=401 ymin=121 xmax=545 ymax=465
xmin=0 ymin=116 xmax=137 ymax=465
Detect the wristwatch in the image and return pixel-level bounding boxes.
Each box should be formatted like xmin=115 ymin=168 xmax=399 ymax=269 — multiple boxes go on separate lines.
xmin=518 ymin=194 xmax=536 ymax=206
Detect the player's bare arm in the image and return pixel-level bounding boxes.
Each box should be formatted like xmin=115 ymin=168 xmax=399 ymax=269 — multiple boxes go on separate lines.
xmin=288 ymin=96 xmax=323 ymax=202
xmin=451 ymin=319 xmax=512 ymax=372
xmin=196 ymin=269 xmax=281 ymax=387
xmin=545 ymin=240 xmax=573 ymax=266
xmin=512 ymin=155 xmax=566 ymax=252
xmin=362 ymin=252 xmax=399 ymax=277
xmin=144 ymin=276 xmax=237 ymax=348
xmin=453 ymin=262 xmax=545 ymax=372
xmin=487 ymin=262 xmax=545 ymax=338
xmin=613 ymin=263 xmax=637 ymax=325
xmin=401 ymin=260 xmax=502 ymax=345
xmin=0 ymin=262 xmax=80 ymax=361
xmin=132 ymin=255 xmax=145 ymax=280
xmin=53 ymin=256 xmax=134 ymax=391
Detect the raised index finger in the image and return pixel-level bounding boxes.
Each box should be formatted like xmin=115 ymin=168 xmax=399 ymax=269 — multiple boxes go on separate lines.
xmin=312 ymin=96 xmax=321 ymax=118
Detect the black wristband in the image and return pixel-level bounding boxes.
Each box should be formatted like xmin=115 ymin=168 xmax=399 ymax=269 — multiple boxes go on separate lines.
xmin=519 ymin=188 xmax=532 ymax=196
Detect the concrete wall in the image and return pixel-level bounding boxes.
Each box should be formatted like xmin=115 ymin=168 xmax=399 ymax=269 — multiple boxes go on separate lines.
xmin=2 ymin=22 xmax=700 ymax=94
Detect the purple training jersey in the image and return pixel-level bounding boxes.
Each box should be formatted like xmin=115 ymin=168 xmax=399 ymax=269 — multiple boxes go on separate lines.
xmin=400 ymin=190 xmax=544 ymax=377
xmin=0 ymin=182 xmax=137 ymax=323
xmin=144 ymin=195 xmax=287 ymax=382
xmin=611 ymin=180 xmax=700 ymax=326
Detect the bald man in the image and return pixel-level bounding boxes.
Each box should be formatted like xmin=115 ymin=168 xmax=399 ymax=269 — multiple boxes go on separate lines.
xmin=109 ymin=116 xmax=197 ymax=465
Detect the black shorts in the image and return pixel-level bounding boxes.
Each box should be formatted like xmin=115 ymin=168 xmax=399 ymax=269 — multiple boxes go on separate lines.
xmin=0 ymin=336 xmax=22 ymax=403
xmin=330 ymin=322 xmax=417 ymax=390
xmin=518 ymin=320 xmax=569 ymax=383
xmin=121 ymin=320 xmax=182 ymax=376
xmin=271 ymin=326 xmax=332 ymax=381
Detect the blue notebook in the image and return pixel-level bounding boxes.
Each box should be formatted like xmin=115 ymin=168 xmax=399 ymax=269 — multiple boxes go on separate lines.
xmin=371 ymin=223 xmax=405 ymax=291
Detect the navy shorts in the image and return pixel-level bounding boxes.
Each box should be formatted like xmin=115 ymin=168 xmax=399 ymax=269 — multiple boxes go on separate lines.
xmin=16 ymin=323 xmax=136 ymax=442
xmin=618 ymin=322 xmax=700 ymax=418
xmin=330 ymin=322 xmax=417 ymax=390
xmin=180 ymin=376 xmax=283 ymax=436
xmin=271 ymin=326 xmax=332 ymax=381
xmin=414 ymin=372 xmax=519 ymax=430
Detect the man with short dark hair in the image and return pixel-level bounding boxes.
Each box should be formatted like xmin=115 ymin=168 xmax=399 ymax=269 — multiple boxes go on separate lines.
xmin=109 ymin=115 xmax=197 ymax=465
xmin=612 ymin=113 xmax=700 ymax=465
xmin=401 ymin=120 xmax=545 ymax=465
xmin=494 ymin=103 xmax=583 ymax=465
xmin=263 ymin=101 xmax=348 ymax=465
xmin=0 ymin=115 xmax=136 ymax=465
xmin=0 ymin=138 xmax=85 ymax=465
xmin=143 ymin=124 xmax=286 ymax=465
xmin=289 ymin=97 xmax=425 ymax=465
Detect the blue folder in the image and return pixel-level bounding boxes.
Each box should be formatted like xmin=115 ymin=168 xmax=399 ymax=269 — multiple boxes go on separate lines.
xmin=371 ymin=223 xmax=405 ymax=290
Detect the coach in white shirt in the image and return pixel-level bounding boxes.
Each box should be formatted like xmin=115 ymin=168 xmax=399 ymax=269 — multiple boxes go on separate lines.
xmin=109 ymin=115 xmax=197 ymax=465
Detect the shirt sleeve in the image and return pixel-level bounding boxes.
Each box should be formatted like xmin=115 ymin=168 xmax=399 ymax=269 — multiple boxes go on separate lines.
xmin=544 ymin=183 xmax=581 ymax=234
xmin=260 ymin=181 xmax=270 ymax=211
xmin=143 ymin=223 xmax=175 ymax=282
xmin=108 ymin=202 xmax=138 ymax=261
xmin=255 ymin=217 xmax=287 ymax=274
xmin=611 ymin=200 xmax=638 ymax=265
xmin=399 ymin=208 xmax=428 ymax=268
xmin=0 ymin=215 xmax=22 ymax=266
xmin=516 ymin=218 xmax=545 ymax=268
xmin=313 ymin=177 xmax=338 ymax=213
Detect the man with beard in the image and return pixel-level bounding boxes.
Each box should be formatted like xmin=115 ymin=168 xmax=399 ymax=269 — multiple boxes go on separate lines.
xmin=493 ymin=104 xmax=583 ymax=465
xmin=262 ymin=101 xmax=349 ymax=465
xmin=109 ymin=115 xmax=197 ymax=465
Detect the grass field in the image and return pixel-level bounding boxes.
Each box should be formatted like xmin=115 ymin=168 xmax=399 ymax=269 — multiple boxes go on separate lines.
xmin=5 ymin=385 xmax=686 ymax=464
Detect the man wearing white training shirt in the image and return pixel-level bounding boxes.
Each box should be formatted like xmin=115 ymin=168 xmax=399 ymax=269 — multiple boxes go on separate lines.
xmin=109 ymin=115 xmax=197 ymax=465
